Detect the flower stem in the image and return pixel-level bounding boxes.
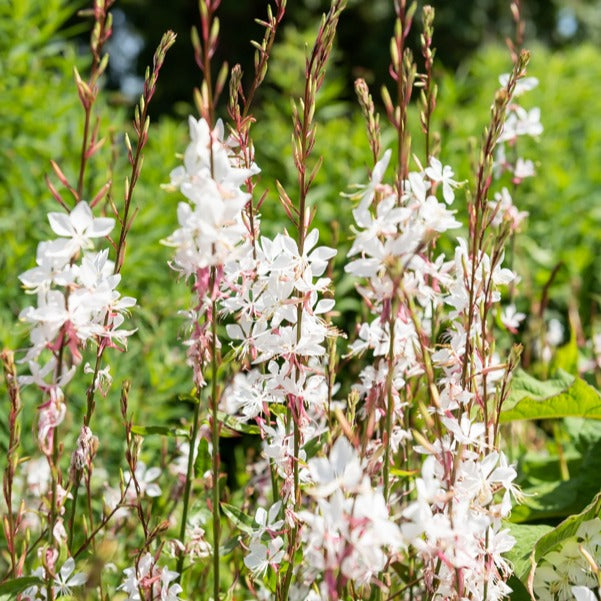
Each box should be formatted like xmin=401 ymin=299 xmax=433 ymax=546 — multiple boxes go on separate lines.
xmin=210 ymin=292 xmax=221 ymax=601
xmin=176 ymin=385 xmax=202 ymax=578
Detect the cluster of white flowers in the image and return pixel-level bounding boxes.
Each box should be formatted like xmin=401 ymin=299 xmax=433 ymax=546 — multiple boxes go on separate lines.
xmin=297 ymin=437 xmax=403 ymax=596
xmin=165 ymin=116 xmax=259 ymax=388
xmin=118 ymin=552 xmax=183 ymax=600
xmin=22 ymin=557 xmax=87 ymax=600
xmin=534 ymin=518 xmax=601 ymax=601
xmin=18 ymin=200 xmax=135 ymax=451
xmin=493 ymin=77 xmax=539 ymax=232
xmin=165 ymin=117 xmax=258 ymax=275
xmin=220 ymin=198 xmax=338 ymax=576
xmin=168 ymin=116 xmax=343 ymax=582
xmin=243 ymin=501 xmax=285 ymax=578
xmin=345 ymin=137 xmax=522 ymax=598
xmin=409 ymin=224 xmax=519 ymax=599
xmin=345 ymin=151 xmax=459 ymax=425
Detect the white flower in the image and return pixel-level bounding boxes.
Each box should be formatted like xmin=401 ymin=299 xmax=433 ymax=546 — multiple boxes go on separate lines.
xmin=244 ymin=536 xmax=285 ymax=578
xmin=354 ymin=148 xmax=392 ymax=213
xmin=118 ymin=553 xmax=183 ymax=601
xmin=501 ymin=304 xmax=526 ymax=332
xmin=499 ymin=73 xmax=539 ymax=96
xmin=500 ymin=106 xmax=543 ymax=142
xmin=424 ymin=157 xmax=460 ymax=204
xmin=53 ymin=557 xmax=87 ymax=597
xmin=253 ymin=501 xmax=284 ymax=537
xmin=47 ymin=201 xmax=114 ymax=258
xmin=307 ymin=437 xmax=364 ymax=497
xmin=123 ymin=461 xmax=162 ymax=499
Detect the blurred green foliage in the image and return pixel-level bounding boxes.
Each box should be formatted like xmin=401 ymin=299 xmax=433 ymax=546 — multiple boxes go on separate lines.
xmin=0 ymin=0 xmax=84 ymax=344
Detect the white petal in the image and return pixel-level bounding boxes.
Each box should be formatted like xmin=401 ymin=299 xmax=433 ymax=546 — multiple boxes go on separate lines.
xmin=572 ymin=587 xmax=597 ymax=601
xmin=68 ymin=572 xmax=88 ymax=587
xmin=304 ymin=228 xmax=319 ymax=253
xmin=314 ymin=299 xmax=335 ymax=314
xmin=87 ymin=217 xmax=115 ymax=237
xmin=145 ymin=483 xmax=162 ymax=497
xmin=59 ymin=558 xmax=75 ymax=579
xmin=70 ymin=201 xmax=93 ymax=233
xmin=48 ymin=212 xmax=74 ymax=237
xmin=144 ymin=467 xmax=161 ymax=482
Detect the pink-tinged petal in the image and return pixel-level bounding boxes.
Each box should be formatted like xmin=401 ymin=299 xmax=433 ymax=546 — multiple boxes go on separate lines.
xmin=87 ymin=217 xmax=114 ymax=237
xmin=48 ymin=212 xmax=74 ymax=237
xmin=70 ymin=201 xmax=94 ymax=233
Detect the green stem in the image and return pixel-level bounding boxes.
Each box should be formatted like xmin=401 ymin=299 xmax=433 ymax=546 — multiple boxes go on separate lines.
xmin=210 ymin=295 xmax=221 ymax=601
xmin=77 ymin=108 xmax=91 ymax=199
xmin=176 ymin=386 xmax=202 ymax=578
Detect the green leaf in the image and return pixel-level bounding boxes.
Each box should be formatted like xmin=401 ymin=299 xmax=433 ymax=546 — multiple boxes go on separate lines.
xmin=219 ymin=536 xmax=240 ymax=556
xmin=500 ymin=370 xmax=601 ymax=422
xmin=130 ymin=424 xmax=189 ymax=438
xmin=533 ymin=491 xmax=601 ymax=563
xmin=507 ymin=575 xmax=531 ymax=601
xmin=510 ymin=479 xmax=579 ymax=523
xmin=512 ymin=437 xmax=601 ymax=522
xmin=505 ymin=522 xmax=553 ymax=581
xmin=217 ymin=412 xmax=260 ymax=435
xmin=0 ymin=576 xmax=44 ymax=595
xmin=564 ymin=417 xmax=601 ymax=452
xmin=194 ymin=437 xmax=210 ymax=478
xmin=221 ymin=502 xmax=256 ymax=534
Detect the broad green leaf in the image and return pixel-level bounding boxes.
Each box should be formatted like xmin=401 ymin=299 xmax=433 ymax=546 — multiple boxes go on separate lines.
xmin=500 ymin=370 xmax=601 ymax=422
xmin=564 ymin=417 xmax=601 ymax=452
xmin=533 ymin=491 xmax=601 ymax=562
xmin=130 ymin=424 xmax=189 ymax=438
xmin=505 ymin=522 xmax=553 ymax=581
xmin=512 ymin=438 xmax=601 ymax=522
xmin=221 ymin=502 xmax=256 ymax=534
xmin=194 ymin=437 xmax=210 ymax=478
xmin=510 ymin=480 xmax=579 ymax=523
xmin=0 ymin=576 xmax=44 ymax=595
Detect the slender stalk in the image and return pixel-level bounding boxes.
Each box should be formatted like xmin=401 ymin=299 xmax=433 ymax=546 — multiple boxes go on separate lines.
xmin=210 ymin=293 xmax=221 ymax=601
xmin=280 ymin=4 xmax=346 ymax=599
xmin=68 ymin=30 xmax=175 ymax=547
xmin=1 ymin=350 xmax=21 ymax=579
xmin=77 ymin=109 xmax=92 ymax=198
xmin=461 ymin=53 xmax=528 ymax=390
xmin=176 ymin=386 xmax=202 ymax=577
